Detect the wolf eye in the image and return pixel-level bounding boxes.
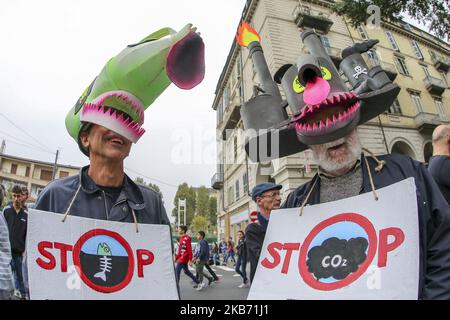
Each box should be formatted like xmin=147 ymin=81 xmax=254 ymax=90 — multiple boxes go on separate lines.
xmin=293 ymin=67 xmax=332 ymax=94
xmin=321 ymin=67 xmax=332 ymax=81
xmin=293 ymin=76 xmax=305 ymax=94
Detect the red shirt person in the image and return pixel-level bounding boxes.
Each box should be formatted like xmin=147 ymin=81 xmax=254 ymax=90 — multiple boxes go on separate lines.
xmin=174 ymin=226 xmax=199 ymax=287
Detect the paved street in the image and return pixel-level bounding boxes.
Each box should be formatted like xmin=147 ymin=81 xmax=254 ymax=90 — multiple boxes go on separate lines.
xmin=179 ymin=263 xmax=250 ymax=300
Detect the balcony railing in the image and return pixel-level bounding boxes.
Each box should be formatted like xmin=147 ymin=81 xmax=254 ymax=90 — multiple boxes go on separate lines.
xmin=431 ymin=53 xmax=450 ymax=72
xmin=211 ymin=172 xmax=224 ymax=190
xmin=292 ymin=4 xmax=333 ymax=33
xmin=424 ymin=76 xmax=446 ymax=96
xmin=414 ymin=112 xmax=448 ymax=132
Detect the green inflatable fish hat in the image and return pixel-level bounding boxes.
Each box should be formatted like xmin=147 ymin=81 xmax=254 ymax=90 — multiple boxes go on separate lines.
xmin=65 ymin=23 xmax=205 ymax=155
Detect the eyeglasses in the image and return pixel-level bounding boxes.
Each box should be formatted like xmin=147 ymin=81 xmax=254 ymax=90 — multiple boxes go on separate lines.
xmin=259 ymin=191 xmax=282 ymax=198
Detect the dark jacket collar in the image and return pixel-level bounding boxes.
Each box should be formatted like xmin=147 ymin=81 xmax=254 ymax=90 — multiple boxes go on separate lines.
xmin=78 ymin=166 xmax=145 ymax=209
xmin=257 ymin=212 xmax=269 ymax=232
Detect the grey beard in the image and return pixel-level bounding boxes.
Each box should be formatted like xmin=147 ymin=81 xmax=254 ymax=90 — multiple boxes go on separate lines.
xmin=312 ymin=133 xmax=362 ymax=176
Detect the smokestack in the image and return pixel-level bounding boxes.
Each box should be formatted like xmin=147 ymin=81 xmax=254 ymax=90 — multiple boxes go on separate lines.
xmin=248 ymin=41 xmax=282 ymax=102
xmin=301 ymin=29 xmax=341 ymax=78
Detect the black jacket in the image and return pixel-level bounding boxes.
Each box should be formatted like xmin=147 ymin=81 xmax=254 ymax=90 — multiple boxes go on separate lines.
xmin=245 ymin=212 xmax=269 ymax=283
xmin=282 ymin=153 xmax=450 ymax=300
xmin=428 ymin=155 xmax=450 ymax=204
xmin=35 ymin=166 xmax=170 ymax=226
xmin=2 ymin=205 xmax=28 ymax=255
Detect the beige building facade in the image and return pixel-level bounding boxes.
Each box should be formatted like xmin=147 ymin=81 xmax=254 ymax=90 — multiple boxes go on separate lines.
xmin=211 ymin=0 xmax=450 ymax=241
xmin=0 ymin=154 xmax=80 ymax=202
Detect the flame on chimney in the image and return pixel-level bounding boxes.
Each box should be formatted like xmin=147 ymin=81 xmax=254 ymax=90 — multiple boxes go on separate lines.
xmin=236 ymin=20 xmax=261 ymax=47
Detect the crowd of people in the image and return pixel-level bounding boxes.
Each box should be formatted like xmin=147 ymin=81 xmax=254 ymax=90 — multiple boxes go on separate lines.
xmin=173 ymin=226 xmax=249 ymax=292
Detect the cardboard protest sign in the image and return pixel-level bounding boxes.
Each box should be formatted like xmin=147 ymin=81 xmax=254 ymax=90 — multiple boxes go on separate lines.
xmin=248 ymin=178 xmax=420 ymax=300
xmin=27 ymin=210 xmax=178 ymax=300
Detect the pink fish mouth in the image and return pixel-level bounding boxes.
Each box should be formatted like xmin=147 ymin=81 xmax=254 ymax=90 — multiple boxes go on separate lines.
xmin=292 ymin=92 xmax=360 ymax=136
xmin=80 ymin=91 xmax=146 ymax=143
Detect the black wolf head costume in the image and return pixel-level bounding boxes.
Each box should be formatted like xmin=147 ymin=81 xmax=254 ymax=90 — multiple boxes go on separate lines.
xmin=236 ymin=21 xmax=400 ymax=162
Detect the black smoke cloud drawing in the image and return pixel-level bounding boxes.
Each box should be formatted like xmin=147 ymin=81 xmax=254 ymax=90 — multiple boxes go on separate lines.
xmin=307 ymin=237 xmax=368 ymax=280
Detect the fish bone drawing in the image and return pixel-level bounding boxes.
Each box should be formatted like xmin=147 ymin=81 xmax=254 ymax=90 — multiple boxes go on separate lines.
xmin=94 ymin=242 xmax=113 ymax=282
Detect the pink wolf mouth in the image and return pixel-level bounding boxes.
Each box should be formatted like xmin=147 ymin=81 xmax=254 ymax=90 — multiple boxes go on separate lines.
xmin=292 ymin=92 xmax=360 ymax=136
xmin=80 ymin=91 xmax=146 ymax=143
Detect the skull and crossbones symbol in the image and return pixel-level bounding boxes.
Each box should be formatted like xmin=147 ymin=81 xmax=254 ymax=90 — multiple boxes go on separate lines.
xmin=352 ymin=65 xmax=368 ymax=80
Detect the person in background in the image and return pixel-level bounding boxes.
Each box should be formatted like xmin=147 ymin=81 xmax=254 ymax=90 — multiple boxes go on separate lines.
xmin=0 ymin=212 xmax=14 ymax=300
xmin=219 ymin=239 xmax=227 ymax=263
xmin=245 ymin=182 xmax=282 ymax=283
xmin=224 ymin=240 xmax=236 ymax=265
xmin=202 ymin=241 xmax=219 ymax=283
xmin=20 ymin=187 xmax=29 ymax=209
xmin=2 ymin=185 xmax=28 ymax=299
xmin=192 ymin=231 xmax=214 ymax=291
xmin=429 ymin=124 xmax=450 ymax=204
xmin=235 ymin=230 xmax=249 ymax=288
xmin=211 ymin=242 xmax=220 ymax=266
xmin=0 ymin=184 xmax=6 ymax=211
xmin=174 ymin=225 xmax=199 ymax=288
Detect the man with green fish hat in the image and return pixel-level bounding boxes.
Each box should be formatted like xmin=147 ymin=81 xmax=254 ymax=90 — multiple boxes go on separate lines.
xmin=35 ymin=24 xmax=205 ymax=228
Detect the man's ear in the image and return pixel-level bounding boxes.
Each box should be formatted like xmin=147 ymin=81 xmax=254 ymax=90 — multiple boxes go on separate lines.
xmin=79 ymin=131 xmax=90 ymax=150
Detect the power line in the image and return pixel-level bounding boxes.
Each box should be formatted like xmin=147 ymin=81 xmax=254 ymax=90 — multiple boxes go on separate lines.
xmin=0 ymin=112 xmax=54 ymax=153
xmin=0 ymin=137 xmax=56 ymax=155
xmin=0 ymin=130 xmax=55 ymax=154
xmin=124 ymin=166 xmax=179 ymax=189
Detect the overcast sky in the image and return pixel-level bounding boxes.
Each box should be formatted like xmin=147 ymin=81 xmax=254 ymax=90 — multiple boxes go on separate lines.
xmin=0 ymin=0 xmax=247 ymax=219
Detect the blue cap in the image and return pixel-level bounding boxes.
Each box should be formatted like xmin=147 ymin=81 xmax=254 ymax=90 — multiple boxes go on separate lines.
xmin=251 ymin=182 xmax=282 ymax=202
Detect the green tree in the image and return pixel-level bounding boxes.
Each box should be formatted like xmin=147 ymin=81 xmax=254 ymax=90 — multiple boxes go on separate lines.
xmin=134 ymin=177 xmax=162 ymax=199
xmin=190 ymin=215 xmax=209 ymax=233
xmin=331 ymin=0 xmax=449 ymax=41
xmin=207 ymin=197 xmax=218 ymax=226
xmin=196 ymin=186 xmax=210 ymax=216
xmin=172 ymin=183 xmax=196 ymax=226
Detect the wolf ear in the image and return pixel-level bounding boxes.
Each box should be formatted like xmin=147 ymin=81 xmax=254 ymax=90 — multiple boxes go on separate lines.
xmin=274 ymin=64 xmax=293 ymax=84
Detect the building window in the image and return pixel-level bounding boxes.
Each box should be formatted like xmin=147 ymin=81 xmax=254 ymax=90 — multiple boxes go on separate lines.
xmin=59 ymin=171 xmax=69 ymax=178
xmin=228 ymin=186 xmax=234 ymax=205
xmin=243 ymin=172 xmax=248 ymax=194
xmin=367 ymin=49 xmax=380 ymax=65
xmin=40 ymin=169 xmax=53 ymax=181
xmin=422 ymin=65 xmax=431 ymax=79
xmin=388 ymin=98 xmax=402 ymax=114
xmin=409 ymin=92 xmax=424 ymax=113
xmin=320 ymin=35 xmax=331 ymax=48
xmin=441 ymin=72 xmax=449 ymax=87
xmin=25 ymin=166 xmax=30 ymax=177
xmin=10 ymin=164 xmax=17 ymax=175
xmin=411 ymin=41 xmax=423 ymax=60
xmin=395 ymin=56 xmax=410 ymax=76
xmin=217 ymin=101 xmax=223 ymax=125
xmin=233 ymin=136 xmax=238 ymax=162
xmin=222 ymin=87 xmax=229 ymax=110
xmin=357 ymin=25 xmax=369 ymax=40
xmin=235 ymin=180 xmax=240 ymax=200
xmin=434 ymin=98 xmax=447 ymax=120
xmin=385 ymin=31 xmax=399 ymax=51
